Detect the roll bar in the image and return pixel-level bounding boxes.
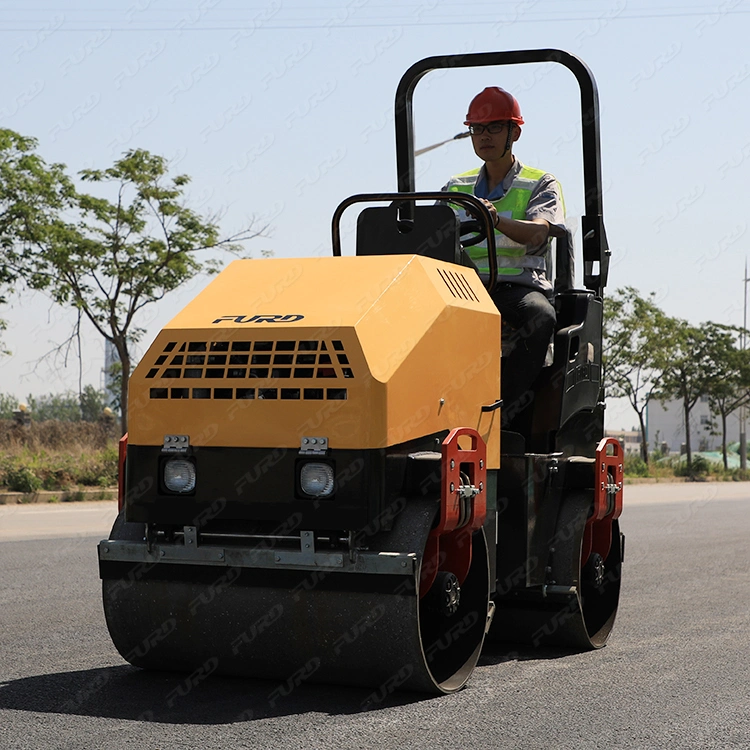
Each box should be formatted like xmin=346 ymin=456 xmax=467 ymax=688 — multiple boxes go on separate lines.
xmin=331 ymin=191 xmax=498 ymax=294
xmin=394 ymin=49 xmax=610 ymax=296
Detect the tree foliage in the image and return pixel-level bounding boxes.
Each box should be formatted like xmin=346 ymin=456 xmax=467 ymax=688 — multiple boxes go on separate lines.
xmin=701 ymin=326 xmax=750 ymax=469
xmin=0 ymin=129 xmax=73 ymax=354
xmin=79 ymin=384 xmax=111 ymax=422
xmin=3 ymin=140 xmax=266 ymax=434
xmin=0 ymin=392 xmax=20 ymax=419
xmin=26 ymin=391 xmax=84 ymax=422
xmin=603 ymin=287 xmax=668 ymax=463
xmin=0 ymin=386 xmax=108 ymax=421
xmin=652 ymin=321 xmax=734 ymax=471
xmin=605 ymin=289 xmax=750 ymax=473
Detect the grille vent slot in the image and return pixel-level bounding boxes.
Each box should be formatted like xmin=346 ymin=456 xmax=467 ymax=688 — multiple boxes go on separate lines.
xmin=437 ymin=268 xmax=480 ymax=303
xmin=147 ymin=339 xmax=352 ymax=400
xmin=149 ymin=387 xmax=347 ymax=401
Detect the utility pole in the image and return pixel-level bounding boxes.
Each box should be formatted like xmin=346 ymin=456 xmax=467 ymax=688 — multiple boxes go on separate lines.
xmin=742 ymin=259 xmax=749 ymax=470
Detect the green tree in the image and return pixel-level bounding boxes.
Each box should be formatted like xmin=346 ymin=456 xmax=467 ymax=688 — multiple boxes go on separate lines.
xmin=0 ymin=387 xmax=107 ymax=422
xmin=26 ymin=392 xmax=81 ymax=421
xmin=0 ymin=129 xmax=73 ymax=354
xmin=0 ymin=392 xmax=20 ymax=418
xmin=603 ymin=287 xmax=669 ymax=464
xmin=8 ymin=148 xmax=266 ymax=434
xmin=80 ymin=384 xmax=109 ymax=422
xmin=654 ymin=320 xmax=728 ymax=473
xmin=702 ymin=327 xmax=750 ymax=469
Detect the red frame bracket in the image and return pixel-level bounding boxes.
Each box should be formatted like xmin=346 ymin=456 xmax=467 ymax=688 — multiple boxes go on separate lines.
xmin=583 ymin=437 xmax=624 ymax=562
xmin=594 ymin=437 xmax=624 ymax=522
xmin=421 ymin=428 xmax=487 ymax=595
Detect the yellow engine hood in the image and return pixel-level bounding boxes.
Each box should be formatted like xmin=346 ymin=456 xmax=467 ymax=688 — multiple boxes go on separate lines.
xmin=128 ymin=256 xmax=501 ymax=467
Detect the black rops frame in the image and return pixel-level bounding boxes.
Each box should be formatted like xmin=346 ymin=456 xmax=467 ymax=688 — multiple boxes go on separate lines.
xmin=394 ymin=49 xmax=610 ymax=297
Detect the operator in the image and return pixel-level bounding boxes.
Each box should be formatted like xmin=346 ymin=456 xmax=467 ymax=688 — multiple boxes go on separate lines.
xmin=443 ymin=86 xmax=566 ymax=426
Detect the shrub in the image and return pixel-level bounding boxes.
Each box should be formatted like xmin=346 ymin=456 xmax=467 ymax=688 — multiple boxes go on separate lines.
xmin=624 ymin=453 xmax=649 ymax=477
xmin=6 ymin=466 xmax=42 ymax=493
xmin=73 ymin=445 xmax=118 ymax=486
xmin=691 ymin=455 xmax=711 ymax=476
xmin=674 ymin=454 xmax=711 ymax=479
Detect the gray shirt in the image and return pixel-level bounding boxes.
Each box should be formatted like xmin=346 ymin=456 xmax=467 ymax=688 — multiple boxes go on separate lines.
xmin=442 ymin=157 xmax=566 ymax=292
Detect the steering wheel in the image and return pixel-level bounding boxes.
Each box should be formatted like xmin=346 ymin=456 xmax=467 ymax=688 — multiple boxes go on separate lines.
xmin=459 ymin=219 xmax=488 ymax=248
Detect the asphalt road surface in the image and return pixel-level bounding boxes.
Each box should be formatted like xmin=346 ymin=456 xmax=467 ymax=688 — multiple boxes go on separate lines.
xmin=1 ymin=484 xmax=748 ymax=750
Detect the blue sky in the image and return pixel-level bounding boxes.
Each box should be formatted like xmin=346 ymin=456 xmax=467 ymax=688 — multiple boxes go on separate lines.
xmin=1 ymin=1 xmax=748 ymax=430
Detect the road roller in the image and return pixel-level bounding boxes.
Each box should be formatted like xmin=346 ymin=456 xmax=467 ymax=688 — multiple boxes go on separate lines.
xmin=98 ymin=49 xmax=624 ymax=695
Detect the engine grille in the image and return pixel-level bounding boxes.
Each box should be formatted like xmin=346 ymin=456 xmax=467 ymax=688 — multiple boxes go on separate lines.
xmin=146 ymin=339 xmax=352 ymax=401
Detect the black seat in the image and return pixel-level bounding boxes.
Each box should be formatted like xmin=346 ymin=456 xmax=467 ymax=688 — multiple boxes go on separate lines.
xmin=356 ymin=203 xmax=462 ymax=263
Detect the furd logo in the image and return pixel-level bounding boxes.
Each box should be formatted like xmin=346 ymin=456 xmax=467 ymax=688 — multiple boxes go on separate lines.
xmin=212 ymin=314 xmax=305 ymax=324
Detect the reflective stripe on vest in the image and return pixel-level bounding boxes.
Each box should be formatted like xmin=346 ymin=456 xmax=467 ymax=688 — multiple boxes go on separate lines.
xmin=446 ymin=165 xmax=548 ymax=276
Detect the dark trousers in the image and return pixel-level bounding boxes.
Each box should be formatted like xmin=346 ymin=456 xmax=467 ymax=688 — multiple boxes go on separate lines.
xmin=490 ymin=283 xmax=557 ymax=427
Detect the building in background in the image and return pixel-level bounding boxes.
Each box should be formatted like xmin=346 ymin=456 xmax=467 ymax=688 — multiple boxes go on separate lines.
xmin=605 ymin=429 xmax=642 ymax=455
xmin=646 ymin=398 xmax=741 ymax=454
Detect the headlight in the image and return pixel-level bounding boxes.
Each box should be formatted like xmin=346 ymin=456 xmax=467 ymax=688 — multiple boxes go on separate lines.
xmin=299 ymin=462 xmax=334 ymax=498
xmin=164 ymin=459 xmax=196 ymax=493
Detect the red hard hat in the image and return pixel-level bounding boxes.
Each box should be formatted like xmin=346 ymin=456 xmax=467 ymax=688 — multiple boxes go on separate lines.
xmin=464 ymin=87 xmax=524 ymax=126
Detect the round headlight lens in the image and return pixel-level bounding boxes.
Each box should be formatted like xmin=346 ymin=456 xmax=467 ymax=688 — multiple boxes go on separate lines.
xmin=164 ymin=459 xmax=196 ymax=493
xmin=299 ymin=462 xmax=335 ymax=497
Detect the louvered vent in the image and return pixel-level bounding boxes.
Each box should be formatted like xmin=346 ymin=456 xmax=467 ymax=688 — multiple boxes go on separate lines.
xmin=437 ymin=268 xmax=480 ymax=303
xmin=147 ymin=339 xmax=352 ymax=401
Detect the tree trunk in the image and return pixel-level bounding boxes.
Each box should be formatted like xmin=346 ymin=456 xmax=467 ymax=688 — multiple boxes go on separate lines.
xmin=637 ymin=409 xmax=649 ymax=464
xmin=722 ymin=411 xmax=728 ymax=471
xmin=683 ymin=398 xmax=692 ymax=471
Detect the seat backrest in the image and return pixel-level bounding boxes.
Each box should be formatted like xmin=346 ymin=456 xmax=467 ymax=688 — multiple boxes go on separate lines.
xmin=356 ymin=203 xmax=461 ymax=263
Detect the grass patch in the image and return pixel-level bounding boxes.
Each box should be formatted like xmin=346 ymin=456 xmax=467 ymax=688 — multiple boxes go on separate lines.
xmin=0 ymin=419 xmax=119 ymax=492
xmin=625 ymin=452 xmax=750 ymax=481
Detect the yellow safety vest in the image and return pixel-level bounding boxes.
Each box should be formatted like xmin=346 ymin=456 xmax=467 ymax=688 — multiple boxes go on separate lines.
xmin=446 ymin=164 xmax=549 ymax=276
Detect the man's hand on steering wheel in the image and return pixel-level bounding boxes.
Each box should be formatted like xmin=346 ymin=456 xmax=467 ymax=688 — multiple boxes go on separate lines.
xmin=459 ymin=198 xmax=497 ymax=248
xmin=473 ymin=198 xmax=498 ymax=228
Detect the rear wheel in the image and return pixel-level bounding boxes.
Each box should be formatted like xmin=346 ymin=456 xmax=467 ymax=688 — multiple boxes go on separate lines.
xmin=548 ymin=491 xmax=622 ymax=648
xmin=489 ymin=490 xmax=622 ymax=649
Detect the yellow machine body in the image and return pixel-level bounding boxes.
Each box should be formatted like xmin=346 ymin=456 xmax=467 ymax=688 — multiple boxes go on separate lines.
xmin=101 ymin=51 xmax=623 ymax=699
xmin=128 ymin=255 xmax=501 ymax=467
